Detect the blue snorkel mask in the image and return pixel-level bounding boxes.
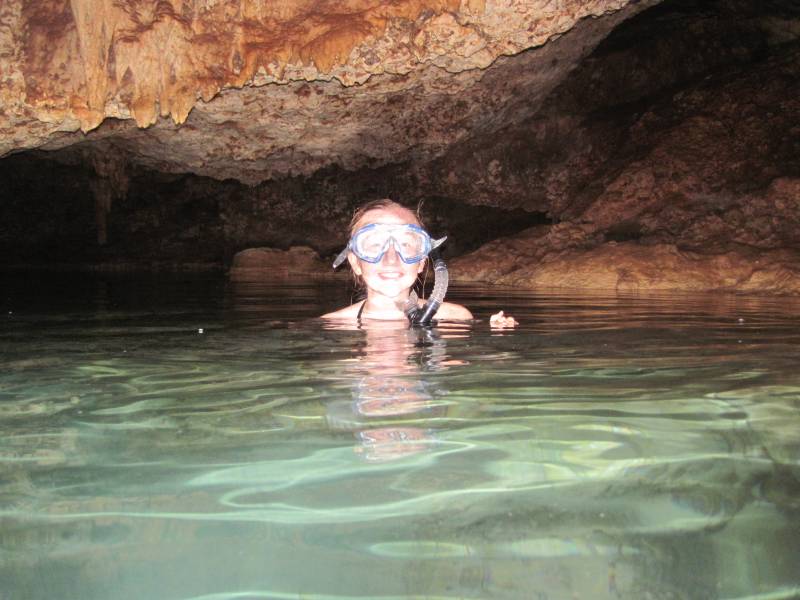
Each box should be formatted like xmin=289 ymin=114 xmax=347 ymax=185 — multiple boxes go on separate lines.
xmin=332 ymin=223 xmax=446 ymax=268
xmin=332 ymin=222 xmax=450 ymax=326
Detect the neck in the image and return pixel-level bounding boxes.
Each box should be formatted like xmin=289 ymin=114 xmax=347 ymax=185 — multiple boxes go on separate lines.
xmin=362 ymin=292 xmax=411 ymax=320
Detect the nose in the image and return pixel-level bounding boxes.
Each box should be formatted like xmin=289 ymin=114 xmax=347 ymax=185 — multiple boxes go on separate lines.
xmin=381 ymin=241 xmax=401 ymax=265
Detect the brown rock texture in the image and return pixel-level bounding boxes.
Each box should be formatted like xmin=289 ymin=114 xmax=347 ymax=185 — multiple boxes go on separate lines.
xmin=1 ymin=0 xmax=650 ymax=182
xmin=446 ymin=8 xmax=800 ymax=295
xmin=453 ymin=241 xmax=800 ymax=294
xmin=2 ymin=0 xmax=800 ymax=296
xmin=229 ymin=246 xmax=337 ymax=280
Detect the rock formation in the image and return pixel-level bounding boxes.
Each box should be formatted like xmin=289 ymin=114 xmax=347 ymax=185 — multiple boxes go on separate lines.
xmin=1 ymin=0 xmax=799 ymax=293
xmin=2 ymin=0 xmax=644 ymax=181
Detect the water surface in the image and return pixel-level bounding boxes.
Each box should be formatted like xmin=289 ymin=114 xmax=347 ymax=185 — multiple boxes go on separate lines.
xmin=1 ymin=274 xmax=799 ymax=600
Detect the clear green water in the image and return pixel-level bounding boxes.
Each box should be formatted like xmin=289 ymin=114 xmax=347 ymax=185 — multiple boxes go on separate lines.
xmin=1 ymin=274 xmax=799 ymax=600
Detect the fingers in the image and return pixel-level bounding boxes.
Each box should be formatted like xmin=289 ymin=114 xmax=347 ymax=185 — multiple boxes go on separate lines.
xmin=489 ymin=310 xmax=518 ymax=328
xmin=490 ymin=311 xmax=505 ymax=323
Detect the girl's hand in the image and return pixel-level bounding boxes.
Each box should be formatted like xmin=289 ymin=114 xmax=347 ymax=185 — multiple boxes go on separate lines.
xmin=490 ymin=311 xmax=518 ymax=328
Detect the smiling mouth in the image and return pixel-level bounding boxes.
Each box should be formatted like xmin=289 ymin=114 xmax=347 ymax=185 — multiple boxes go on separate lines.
xmin=379 ymin=272 xmax=404 ymax=279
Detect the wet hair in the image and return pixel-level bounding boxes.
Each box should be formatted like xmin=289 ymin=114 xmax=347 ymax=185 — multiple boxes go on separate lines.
xmin=348 ymin=199 xmax=425 ymax=236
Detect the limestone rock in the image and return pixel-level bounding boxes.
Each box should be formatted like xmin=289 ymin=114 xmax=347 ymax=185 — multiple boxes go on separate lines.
xmin=453 ymin=241 xmax=800 ymax=294
xmin=229 ymin=246 xmax=337 ymax=280
xmin=1 ymin=0 xmax=651 ymax=182
xmin=3 ymin=0 xmax=800 ymax=296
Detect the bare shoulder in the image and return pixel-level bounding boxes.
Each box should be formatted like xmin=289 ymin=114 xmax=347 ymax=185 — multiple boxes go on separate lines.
xmin=321 ymin=302 xmax=363 ymax=320
xmin=435 ymin=301 xmax=473 ymax=320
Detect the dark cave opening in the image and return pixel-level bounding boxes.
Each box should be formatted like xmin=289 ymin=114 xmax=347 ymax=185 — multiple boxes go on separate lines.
xmin=0 ymin=153 xmax=550 ymax=269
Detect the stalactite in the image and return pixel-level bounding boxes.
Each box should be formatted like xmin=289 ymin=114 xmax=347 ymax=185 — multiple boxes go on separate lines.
xmin=87 ymin=147 xmax=130 ymax=246
xmin=90 ymin=178 xmax=113 ymax=246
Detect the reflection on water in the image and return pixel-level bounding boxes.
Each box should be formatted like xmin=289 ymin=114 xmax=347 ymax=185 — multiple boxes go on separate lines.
xmin=0 ymin=275 xmax=799 ymax=600
xmin=324 ymin=320 xmax=462 ymax=463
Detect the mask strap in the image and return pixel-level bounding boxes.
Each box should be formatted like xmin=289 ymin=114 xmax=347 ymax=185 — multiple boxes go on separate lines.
xmin=332 ymin=247 xmax=349 ymax=269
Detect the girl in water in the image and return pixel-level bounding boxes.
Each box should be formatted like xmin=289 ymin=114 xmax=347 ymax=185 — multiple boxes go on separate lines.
xmin=322 ymin=199 xmax=517 ymax=327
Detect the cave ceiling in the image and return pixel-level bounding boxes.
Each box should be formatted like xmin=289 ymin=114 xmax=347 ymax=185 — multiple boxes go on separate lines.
xmin=2 ymin=0 xmax=800 ymax=293
xmin=3 ymin=0 xmax=652 ymax=183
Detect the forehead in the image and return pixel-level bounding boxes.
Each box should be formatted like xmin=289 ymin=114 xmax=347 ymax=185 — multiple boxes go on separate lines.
xmin=354 ymin=205 xmax=420 ymax=230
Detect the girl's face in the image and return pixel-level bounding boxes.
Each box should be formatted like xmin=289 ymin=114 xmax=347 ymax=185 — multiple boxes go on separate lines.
xmin=347 ymin=205 xmax=426 ymax=301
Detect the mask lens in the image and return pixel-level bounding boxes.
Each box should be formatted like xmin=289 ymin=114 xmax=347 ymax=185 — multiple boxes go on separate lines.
xmin=395 ymin=230 xmax=427 ymax=261
xmin=354 ymin=228 xmax=390 ymax=261
xmin=351 ymin=224 xmax=431 ymax=263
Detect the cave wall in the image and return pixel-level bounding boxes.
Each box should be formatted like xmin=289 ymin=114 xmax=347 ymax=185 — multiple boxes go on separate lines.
xmin=433 ymin=0 xmax=800 ymax=240
xmin=2 ymin=0 xmax=800 ymax=292
xmin=442 ymin=0 xmax=800 ymax=292
xmin=0 ymin=151 xmax=546 ymax=267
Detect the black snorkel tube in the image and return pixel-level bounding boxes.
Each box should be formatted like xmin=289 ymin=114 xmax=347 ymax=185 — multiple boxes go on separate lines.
xmin=404 ymin=246 xmax=449 ymax=326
